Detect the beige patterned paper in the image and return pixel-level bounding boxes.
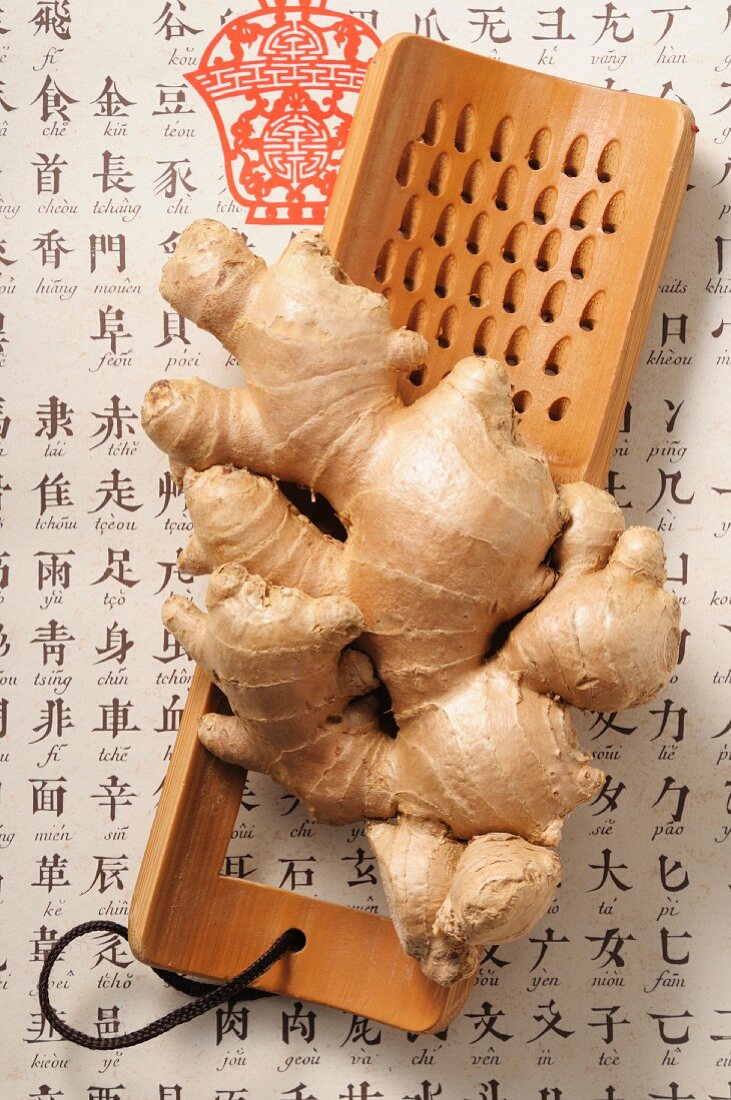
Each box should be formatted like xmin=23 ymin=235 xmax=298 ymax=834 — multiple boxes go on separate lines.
xmin=1 ymin=1 xmax=729 ymax=1098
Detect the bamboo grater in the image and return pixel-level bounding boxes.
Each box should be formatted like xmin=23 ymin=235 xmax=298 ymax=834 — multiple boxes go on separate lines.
xmin=327 ymin=34 xmax=695 ymax=484
xmin=130 ymin=35 xmax=695 ymax=1034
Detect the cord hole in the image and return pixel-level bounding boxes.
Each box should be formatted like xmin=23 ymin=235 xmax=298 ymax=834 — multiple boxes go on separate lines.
xmin=285 ymin=928 xmax=307 ymax=952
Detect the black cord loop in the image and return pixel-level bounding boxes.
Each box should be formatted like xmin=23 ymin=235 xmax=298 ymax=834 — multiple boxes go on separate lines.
xmin=38 ymin=919 xmax=305 ymax=1049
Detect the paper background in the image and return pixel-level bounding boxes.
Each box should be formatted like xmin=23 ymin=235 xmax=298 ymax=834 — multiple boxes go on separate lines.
xmin=0 ymin=1 xmax=729 ymax=1098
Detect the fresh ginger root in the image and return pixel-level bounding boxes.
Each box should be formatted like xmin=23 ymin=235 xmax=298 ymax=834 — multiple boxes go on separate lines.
xmin=142 ymin=220 xmax=680 ymax=988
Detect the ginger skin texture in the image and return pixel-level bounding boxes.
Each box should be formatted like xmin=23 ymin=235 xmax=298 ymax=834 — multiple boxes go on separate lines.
xmin=142 ymin=220 xmax=681 ymax=987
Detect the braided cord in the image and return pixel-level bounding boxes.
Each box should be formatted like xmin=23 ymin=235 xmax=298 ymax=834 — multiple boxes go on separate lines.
xmin=38 ymin=919 xmax=305 ymax=1050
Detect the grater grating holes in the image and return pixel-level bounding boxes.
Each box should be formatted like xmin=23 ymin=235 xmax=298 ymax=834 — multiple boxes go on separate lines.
xmin=505 ymin=325 xmax=528 ymax=366
xmin=570 ymin=191 xmax=597 ymax=231
xmin=467 ymin=211 xmax=489 ymax=254
xmin=399 ymin=195 xmax=421 ymax=239
xmin=602 ymin=191 xmax=625 ymax=233
xmin=548 ymin=396 xmax=571 ymax=421
xmin=563 ymin=134 xmax=588 ymax=178
xmin=422 ymin=100 xmax=445 ymax=146
xmin=373 ymin=239 xmax=395 ymax=283
xmin=540 ymin=281 xmax=566 ymax=324
xmin=536 ymin=228 xmax=561 ymax=271
xmin=396 ymin=141 xmax=417 ymax=187
xmin=469 ymin=263 xmax=491 ymax=307
xmin=406 ymin=299 xmax=427 ymax=336
xmin=433 ymin=204 xmax=457 ymax=247
xmin=437 ymin=305 xmax=458 ymax=348
xmin=545 ymin=336 xmax=571 ymax=375
xmin=403 ymin=247 xmax=425 ymax=292
xmin=490 ymin=115 xmax=514 ymax=162
xmin=461 ymin=159 xmax=484 ymax=203
xmin=474 ymin=316 xmax=496 ymax=356
xmin=455 ymin=104 xmax=476 ymax=153
xmin=579 ymin=290 xmax=605 ymax=332
xmin=495 ymin=166 xmax=518 ymax=211
xmin=372 ymin=97 xmax=628 ymax=440
xmin=502 ymin=221 xmax=527 ymax=264
xmin=503 ymin=269 xmax=526 ymax=313
xmin=571 ymin=237 xmax=594 ymax=280
xmin=528 ymin=126 xmax=552 ymax=170
xmin=428 ymin=152 xmax=450 ymax=196
xmin=534 ymin=185 xmax=557 ymax=225
xmin=597 ymin=138 xmax=620 ymax=183
xmin=435 ymin=254 xmax=456 ymax=298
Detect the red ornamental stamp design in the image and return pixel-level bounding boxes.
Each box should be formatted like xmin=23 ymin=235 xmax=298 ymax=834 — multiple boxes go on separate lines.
xmin=187 ymin=0 xmax=381 ymax=225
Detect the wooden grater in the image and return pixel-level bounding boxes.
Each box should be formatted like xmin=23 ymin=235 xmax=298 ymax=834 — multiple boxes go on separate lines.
xmin=130 ymin=35 xmax=695 ymax=1033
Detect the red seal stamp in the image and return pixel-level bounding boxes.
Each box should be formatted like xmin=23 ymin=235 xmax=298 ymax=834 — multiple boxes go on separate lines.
xmin=187 ymin=0 xmax=381 ymax=224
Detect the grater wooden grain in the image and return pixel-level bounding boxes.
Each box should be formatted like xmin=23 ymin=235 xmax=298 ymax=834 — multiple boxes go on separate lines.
xmin=327 ymin=34 xmax=695 ymax=484
xmin=130 ymin=34 xmax=695 ymax=1033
